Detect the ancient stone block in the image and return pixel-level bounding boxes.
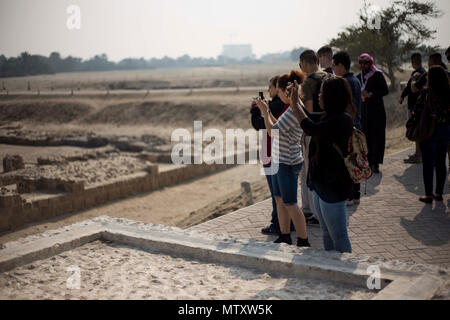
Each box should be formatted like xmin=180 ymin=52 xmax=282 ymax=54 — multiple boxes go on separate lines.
xmin=71 ymin=197 xmax=86 ymax=211
xmin=70 ymin=182 xmax=85 ymax=194
xmin=2 ymin=155 xmax=24 ymax=173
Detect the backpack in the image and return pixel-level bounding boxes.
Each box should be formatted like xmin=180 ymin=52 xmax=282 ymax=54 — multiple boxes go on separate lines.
xmin=308 ymin=73 xmax=331 ymax=113
xmin=333 ymin=128 xmax=372 ymax=184
xmin=406 ymin=90 xmax=437 ymax=142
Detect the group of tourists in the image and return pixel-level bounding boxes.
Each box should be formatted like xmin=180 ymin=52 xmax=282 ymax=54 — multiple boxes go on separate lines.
xmin=250 ymin=46 xmax=450 ymax=253
xmin=402 ymin=49 xmax=450 ymax=204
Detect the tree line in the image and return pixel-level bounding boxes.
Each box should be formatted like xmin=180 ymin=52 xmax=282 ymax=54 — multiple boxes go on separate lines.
xmin=0 ymin=48 xmax=308 ymax=78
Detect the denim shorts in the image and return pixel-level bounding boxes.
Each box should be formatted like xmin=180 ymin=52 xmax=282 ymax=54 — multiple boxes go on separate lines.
xmin=271 ymin=162 xmax=303 ymax=206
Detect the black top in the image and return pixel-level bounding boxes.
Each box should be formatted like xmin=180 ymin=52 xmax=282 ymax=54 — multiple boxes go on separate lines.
xmin=300 ymin=111 xmax=354 ymax=203
xmin=401 ymin=67 xmax=427 ymax=110
xmin=356 ymin=71 xmax=389 ymax=133
xmin=413 ymin=89 xmax=450 ymax=125
xmin=323 ymin=67 xmax=334 ymax=75
xmin=250 ymin=96 xmax=285 ymax=130
xmin=413 ymin=68 xmax=450 ymax=93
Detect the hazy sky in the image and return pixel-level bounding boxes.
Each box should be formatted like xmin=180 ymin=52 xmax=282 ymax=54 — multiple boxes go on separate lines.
xmin=1 ymin=0 xmax=449 ymax=61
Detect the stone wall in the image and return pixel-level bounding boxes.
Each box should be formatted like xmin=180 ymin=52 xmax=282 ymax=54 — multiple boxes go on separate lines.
xmin=0 ymin=161 xmax=235 ymax=232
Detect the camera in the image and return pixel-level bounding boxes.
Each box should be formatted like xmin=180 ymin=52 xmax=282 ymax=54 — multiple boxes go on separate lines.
xmin=259 ymin=91 xmax=264 ymax=100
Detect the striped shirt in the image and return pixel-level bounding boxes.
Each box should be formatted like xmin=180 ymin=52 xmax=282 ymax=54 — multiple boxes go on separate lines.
xmin=272 ymin=108 xmax=304 ymax=165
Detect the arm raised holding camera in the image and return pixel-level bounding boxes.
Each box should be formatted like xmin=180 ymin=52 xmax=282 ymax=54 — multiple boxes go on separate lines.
xmin=256 ymin=98 xmax=277 ymax=137
xmin=288 ymin=81 xmax=309 ymax=125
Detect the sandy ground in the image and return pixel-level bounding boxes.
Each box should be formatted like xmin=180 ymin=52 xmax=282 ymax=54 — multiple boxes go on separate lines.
xmin=0 ymin=164 xmax=268 ymax=244
xmin=0 ymin=239 xmax=376 ymax=300
xmin=0 ymin=83 xmax=414 ymax=245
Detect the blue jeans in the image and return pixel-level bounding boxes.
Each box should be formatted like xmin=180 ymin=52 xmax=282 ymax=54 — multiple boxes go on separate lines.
xmin=419 ymin=124 xmax=450 ymax=196
xmin=271 ymin=162 xmax=303 ymax=206
xmin=265 ymin=171 xmax=279 ymax=231
xmin=312 ymin=191 xmax=352 ymax=253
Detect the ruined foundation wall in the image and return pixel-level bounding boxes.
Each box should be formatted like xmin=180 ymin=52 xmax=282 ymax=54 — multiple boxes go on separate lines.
xmin=0 ymin=161 xmax=235 ymax=233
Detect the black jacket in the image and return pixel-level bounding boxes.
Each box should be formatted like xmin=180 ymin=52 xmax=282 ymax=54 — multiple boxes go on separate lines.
xmin=300 ymin=112 xmax=354 ymax=203
xmin=250 ymin=96 xmax=285 ymax=130
xmin=401 ymin=67 xmax=426 ymax=110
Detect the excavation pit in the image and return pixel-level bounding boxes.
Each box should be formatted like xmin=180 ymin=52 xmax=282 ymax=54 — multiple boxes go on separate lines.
xmin=0 ymin=216 xmax=447 ymax=300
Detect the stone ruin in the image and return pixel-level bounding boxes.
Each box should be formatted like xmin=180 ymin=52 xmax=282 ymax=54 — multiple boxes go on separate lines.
xmin=2 ymin=155 xmax=24 ymax=173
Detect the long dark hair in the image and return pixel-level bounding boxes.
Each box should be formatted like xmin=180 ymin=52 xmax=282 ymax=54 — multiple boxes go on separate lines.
xmin=427 ymin=66 xmax=450 ymax=105
xmin=321 ymin=76 xmax=356 ymax=119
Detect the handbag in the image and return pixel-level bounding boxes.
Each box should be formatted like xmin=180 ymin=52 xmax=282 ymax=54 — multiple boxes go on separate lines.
xmin=406 ymin=90 xmax=437 ymax=142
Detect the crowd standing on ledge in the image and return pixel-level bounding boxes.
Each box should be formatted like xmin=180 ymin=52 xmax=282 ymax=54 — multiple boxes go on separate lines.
xmin=251 ymin=46 xmax=450 ymax=253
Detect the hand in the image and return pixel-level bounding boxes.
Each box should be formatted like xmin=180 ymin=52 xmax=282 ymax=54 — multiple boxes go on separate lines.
xmin=398 ymin=97 xmax=404 ymax=105
xmin=287 ymin=80 xmax=300 ymax=107
xmin=362 ymin=90 xmax=372 ymax=99
xmin=256 ymin=97 xmax=269 ymax=114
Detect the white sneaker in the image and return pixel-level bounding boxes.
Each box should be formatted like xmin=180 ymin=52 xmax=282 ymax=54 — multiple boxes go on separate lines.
xmin=346 ymin=200 xmax=354 ymax=206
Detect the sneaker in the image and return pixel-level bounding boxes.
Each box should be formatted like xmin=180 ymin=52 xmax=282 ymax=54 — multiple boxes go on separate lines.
xmin=404 ymin=154 xmax=422 ymax=164
xmin=297 ymin=238 xmax=311 ymax=247
xmin=303 ymin=212 xmax=313 ymax=219
xmin=306 ymin=216 xmax=320 ymax=226
xmin=274 ymin=235 xmax=292 ymax=245
xmin=353 ymin=199 xmax=361 ymax=205
xmin=346 ymin=199 xmax=354 ymax=206
xmin=419 ymin=196 xmax=433 ymax=204
xmin=261 ymin=225 xmax=280 ymax=236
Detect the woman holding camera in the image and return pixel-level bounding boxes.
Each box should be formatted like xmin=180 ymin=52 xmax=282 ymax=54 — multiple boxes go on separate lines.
xmin=256 ymin=70 xmax=310 ymax=247
xmin=288 ymin=77 xmax=354 ymax=253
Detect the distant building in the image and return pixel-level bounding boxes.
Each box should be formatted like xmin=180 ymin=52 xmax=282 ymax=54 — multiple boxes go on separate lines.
xmin=221 ymin=44 xmax=254 ymax=61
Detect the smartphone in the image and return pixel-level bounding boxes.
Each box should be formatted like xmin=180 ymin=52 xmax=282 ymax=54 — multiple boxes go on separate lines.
xmin=286 ymin=86 xmax=292 ymax=97
xmin=259 ymin=92 xmax=264 ymax=100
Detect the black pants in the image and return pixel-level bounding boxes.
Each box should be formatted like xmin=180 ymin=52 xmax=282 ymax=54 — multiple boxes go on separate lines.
xmin=419 ymin=124 xmax=450 ymax=196
xmin=350 ymin=183 xmax=360 ymax=200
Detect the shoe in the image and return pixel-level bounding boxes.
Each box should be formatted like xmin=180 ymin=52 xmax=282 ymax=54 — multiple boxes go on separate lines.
xmin=261 ymin=225 xmax=280 ymax=236
xmin=306 ymin=216 xmax=320 ymax=226
xmin=303 ymin=212 xmax=313 ymax=219
xmin=404 ymin=154 xmax=422 ymax=164
xmin=346 ymin=199 xmax=354 ymax=206
xmin=297 ymin=238 xmax=311 ymax=247
xmin=419 ymin=196 xmax=433 ymax=204
xmin=353 ymin=199 xmax=361 ymax=205
xmin=372 ymin=165 xmax=380 ymax=174
xmin=274 ymin=235 xmax=292 ymax=245
xmin=433 ymin=194 xmax=444 ymax=202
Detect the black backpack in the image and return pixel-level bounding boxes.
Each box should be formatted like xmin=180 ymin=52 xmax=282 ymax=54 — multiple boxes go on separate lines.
xmin=308 ymin=73 xmax=331 ymax=112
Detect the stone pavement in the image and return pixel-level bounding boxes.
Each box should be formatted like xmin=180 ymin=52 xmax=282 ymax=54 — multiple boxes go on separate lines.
xmin=189 ymin=148 xmax=450 ymax=267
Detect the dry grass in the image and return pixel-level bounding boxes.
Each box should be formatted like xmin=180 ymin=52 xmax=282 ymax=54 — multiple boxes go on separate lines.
xmin=0 ymin=63 xmax=295 ymax=92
